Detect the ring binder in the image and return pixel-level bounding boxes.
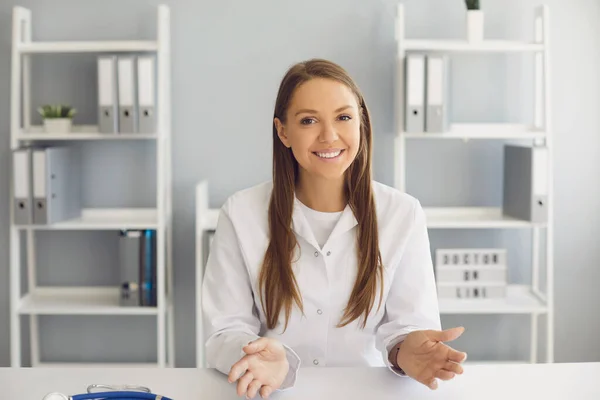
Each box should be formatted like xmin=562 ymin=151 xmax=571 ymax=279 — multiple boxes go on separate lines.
xmin=137 ymin=56 xmax=157 ymax=134
xmin=12 ymin=148 xmax=33 ymax=225
xmin=98 ymin=56 xmax=119 ymax=133
xmin=117 ymin=56 xmax=138 ymax=133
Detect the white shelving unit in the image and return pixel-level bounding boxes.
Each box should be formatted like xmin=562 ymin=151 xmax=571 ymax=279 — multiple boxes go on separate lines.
xmin=195 ymin=181 xmax=219 ymax=368
xmin=394 ymin=5 xmax=553 ymax=364
xmin=9 ymin=5 xmax=174 ymax=368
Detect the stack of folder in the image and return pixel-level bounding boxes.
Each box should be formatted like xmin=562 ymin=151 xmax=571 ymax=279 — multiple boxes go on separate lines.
xmin=404 ymin=54 xmax=450 ymax=133
xmin=119 ymin=229 xmax=157 ymax=307
xmin=11 ymin=146 xmax=81 ymax=225
xmin=98 ymin=55 xmax=157 ymax=134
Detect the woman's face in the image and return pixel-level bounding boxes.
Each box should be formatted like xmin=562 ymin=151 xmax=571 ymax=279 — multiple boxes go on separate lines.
xmin=274 ymin=78 xmax=361 ymax=182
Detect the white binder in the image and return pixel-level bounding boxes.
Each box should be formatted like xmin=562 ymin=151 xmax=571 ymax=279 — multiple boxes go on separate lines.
xmin=137 ymin=56 xmax=156 ymax=133
xmin=503 ymin=145 xmax=549 ymax=223
xmin=425 ymin=55 xmax=450 ymax=133
xmin=405 ymin=54 xmax=425 ymax=133
xmin=32 ymin=147 xmax=82 ymax=225
xmin=117 ymin=56 xmax=137 ymax=133
xmin=12 ymin=148 xmax=33 ymax=225
xmin=97 ymin=56 xmax=118 ymax=133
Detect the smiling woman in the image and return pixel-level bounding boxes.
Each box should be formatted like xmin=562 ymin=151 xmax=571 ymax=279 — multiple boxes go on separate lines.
xmin=201 ymin=59 xmax=467 ymax=400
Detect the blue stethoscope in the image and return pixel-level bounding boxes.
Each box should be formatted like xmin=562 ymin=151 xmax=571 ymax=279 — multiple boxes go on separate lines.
xmin=42 ymin=384 xmax=173 ymax=400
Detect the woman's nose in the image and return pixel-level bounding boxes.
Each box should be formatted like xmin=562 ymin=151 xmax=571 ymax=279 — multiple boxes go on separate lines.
xmin=319 ymin=122 xmax=339 ymax=143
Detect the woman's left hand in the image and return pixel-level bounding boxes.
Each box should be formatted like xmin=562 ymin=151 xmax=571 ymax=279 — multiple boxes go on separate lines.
xmin=396 ymin=326 xmax=468 ymax=390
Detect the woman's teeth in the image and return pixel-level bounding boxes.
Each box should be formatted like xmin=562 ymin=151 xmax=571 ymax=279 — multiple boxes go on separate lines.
xmin=315 ymin=150 xmax=342 ymax=159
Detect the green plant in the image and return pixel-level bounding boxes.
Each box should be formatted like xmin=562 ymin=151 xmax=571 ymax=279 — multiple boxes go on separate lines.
xmin=465 ymin=0 xmax=480 ymax=10
xmin=37 ymin=104 xmax=77 ymax=119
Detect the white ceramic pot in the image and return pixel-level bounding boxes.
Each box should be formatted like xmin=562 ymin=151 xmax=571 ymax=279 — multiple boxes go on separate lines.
xmin=467 ymin=10 xmax=484 ymax=42
xmin=43 ymin=118 xmax=72 ymax=133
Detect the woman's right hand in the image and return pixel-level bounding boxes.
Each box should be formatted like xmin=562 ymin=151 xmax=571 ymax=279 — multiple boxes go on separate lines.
xmin=228 ymin=337 xmax=290 ymax=399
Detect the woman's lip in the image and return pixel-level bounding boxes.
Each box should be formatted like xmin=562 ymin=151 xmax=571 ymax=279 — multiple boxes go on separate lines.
xmin=312 ymin=149 xmax=345 ymax=161
xmin=312 ymin=148 xmax=344 ymax=153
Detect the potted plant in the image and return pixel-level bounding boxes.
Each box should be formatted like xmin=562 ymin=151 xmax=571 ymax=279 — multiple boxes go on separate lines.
xmin=465 ymin=0 xmax=484 ymax=42
xmin=37 ymin=104 xmax=77 ymax=133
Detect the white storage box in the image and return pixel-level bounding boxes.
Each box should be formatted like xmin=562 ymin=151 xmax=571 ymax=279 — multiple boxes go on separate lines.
xmin=435 ymin=248 xmax=508 ymax=299
xmin=435 ymin=249 xmax=508 ymax=283
xmin=437 ymin=282 xmax=506 ymax=299
xmin=436 ymin=265 xmax=507 ymax=283
xmin=436 ymin=248 xmax=507 ymax=268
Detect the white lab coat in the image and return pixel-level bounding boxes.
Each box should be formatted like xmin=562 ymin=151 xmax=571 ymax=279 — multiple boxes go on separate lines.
xmin=201 ymin=181 xmax=441 ymax=388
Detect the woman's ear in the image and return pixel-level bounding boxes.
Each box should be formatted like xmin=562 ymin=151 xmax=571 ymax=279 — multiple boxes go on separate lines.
xmin=274 ymin=117 xmax=291 ymax=148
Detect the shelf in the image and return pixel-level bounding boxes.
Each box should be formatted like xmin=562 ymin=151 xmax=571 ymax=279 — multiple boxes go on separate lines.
xmin=17 ymin=125 xmax=158 ymax=141
xmin=17 ymin=40 xmax=158 ymax=54
xmin=202 ymin=209 xmax=220 ymax=231
xmin=18 ymin=287 xmax=159 ymax=315
xmin=15 ymin=208 xmax=159 ymax=230
xmin=404 ymin=40 xmax=544 ymax=53
xmin=402 ymin=124 xmax=547 ymax=140
xmin=439 ymin=285 xmax=547 ymax=314
xmin=424 ymin=207 xmax=542 ymax=229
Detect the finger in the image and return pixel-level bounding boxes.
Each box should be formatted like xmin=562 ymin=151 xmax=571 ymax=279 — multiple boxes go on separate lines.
xmin=435 ymin=369 xmax=455 ymax=381
xmin=244 ymin=337 xmax=270 ymax=355
xmin=246 ymin=379 xmax=263 ymax=399
xmin=228 ymin=357 xmax=250 ymax=383
xmin=260 ymin=385 xmax=274 ymax=399
xmin=237 ymin=371 xmax=254 ymax=397
xmin=447 ymin=347 xmax=468 ymax=363
xmin=428 ymin=326 xmax=465 ymax=343
xmin=444 ymin=360 xmax=464 ymax=375
xmin=425 ymin=377 xmax=438 ymax=390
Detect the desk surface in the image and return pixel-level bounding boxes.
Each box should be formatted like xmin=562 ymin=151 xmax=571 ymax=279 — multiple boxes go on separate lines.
xmin=1 ymin=362 xmax=599 ymax=400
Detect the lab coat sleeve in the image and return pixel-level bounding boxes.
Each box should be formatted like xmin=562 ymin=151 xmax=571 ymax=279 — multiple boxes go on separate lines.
xmin=375 ymin=199 xmax=442 ymax=377
xmin=202 ymin=202 xmax=301 ymax=390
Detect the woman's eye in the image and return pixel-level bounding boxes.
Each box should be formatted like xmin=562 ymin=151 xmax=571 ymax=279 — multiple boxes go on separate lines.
xmin=301 ymin=118 xmax=316 ymax=125
xmin=339 ymin=114 xmax=352 ymax=121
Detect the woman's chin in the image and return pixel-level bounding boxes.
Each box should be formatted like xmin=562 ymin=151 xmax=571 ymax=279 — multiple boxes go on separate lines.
xmin=310 ymin=168 xmax=349 ymax=182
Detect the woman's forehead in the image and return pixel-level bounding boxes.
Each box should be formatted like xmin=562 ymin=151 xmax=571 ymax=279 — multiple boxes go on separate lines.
xmin=289 ymin=78 xmax=358 ymax=112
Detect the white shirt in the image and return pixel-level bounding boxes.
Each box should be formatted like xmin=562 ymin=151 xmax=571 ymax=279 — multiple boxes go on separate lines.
xmin=296 ymin=200 xmax=342 ymax=249
xmin=201 ymin=181 xmax=441 ymax=389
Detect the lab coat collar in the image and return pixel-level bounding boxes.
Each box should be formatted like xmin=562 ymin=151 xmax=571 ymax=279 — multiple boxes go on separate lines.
xmin=292 ymin=197 xmax=358 ymax=250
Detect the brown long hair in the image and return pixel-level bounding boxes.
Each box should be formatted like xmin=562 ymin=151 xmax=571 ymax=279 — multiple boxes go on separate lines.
xmin=259 ymin=59 xmax=383 ymax=331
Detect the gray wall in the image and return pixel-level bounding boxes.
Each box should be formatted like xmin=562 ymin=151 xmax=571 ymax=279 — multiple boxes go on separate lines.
xmin=1 ymin=0 xmax=599 ymax=367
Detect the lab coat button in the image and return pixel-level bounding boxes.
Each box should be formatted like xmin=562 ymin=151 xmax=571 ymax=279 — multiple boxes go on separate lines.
xmin=317 ymin=309 xmax=323 ymax=315
xmin=314 ymin=251 xmax=319 ymax=257
xmin=313 ymin=359 xmax=319 ymax=365
xmin=326 ymin=251 xmax=331 ymax=256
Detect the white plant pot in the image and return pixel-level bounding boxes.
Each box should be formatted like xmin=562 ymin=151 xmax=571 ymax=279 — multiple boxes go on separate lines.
xmin=467 ymin=10 xmax=484 ymax=42
xmin=43 ymin=118 xmax=72 ymax=133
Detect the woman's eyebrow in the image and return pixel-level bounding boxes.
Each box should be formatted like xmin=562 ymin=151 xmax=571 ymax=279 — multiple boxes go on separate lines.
xmin=294 ymin=105 xmax=353 ymax=117
xmin=295 ymin=108 xmax=318 ymax=116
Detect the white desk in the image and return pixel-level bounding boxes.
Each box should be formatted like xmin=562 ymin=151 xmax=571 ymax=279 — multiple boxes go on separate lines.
xmin=1 ymin=363 xmax=599 ymax=399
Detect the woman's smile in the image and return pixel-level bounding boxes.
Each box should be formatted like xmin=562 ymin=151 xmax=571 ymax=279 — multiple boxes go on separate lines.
xmin=313 ymin=148 xmax=345 ymax=161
